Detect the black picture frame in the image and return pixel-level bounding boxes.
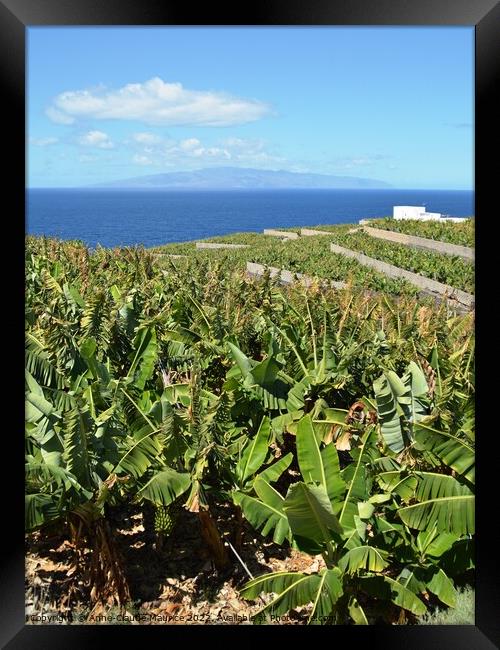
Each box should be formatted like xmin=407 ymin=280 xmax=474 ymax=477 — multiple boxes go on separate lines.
xmin=3 ymin=0 xmax=499 ymax=647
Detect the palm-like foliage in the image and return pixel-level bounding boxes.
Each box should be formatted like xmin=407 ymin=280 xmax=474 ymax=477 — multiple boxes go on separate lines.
xmin=26 ymin=236 xmax=474 ymax=618
xmin=239 ymin=359 xmax=474 ymax=624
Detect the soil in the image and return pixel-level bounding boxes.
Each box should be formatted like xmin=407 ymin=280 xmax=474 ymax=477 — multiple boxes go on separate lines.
xmin=25 ymin=501 xmax=324 ymax=626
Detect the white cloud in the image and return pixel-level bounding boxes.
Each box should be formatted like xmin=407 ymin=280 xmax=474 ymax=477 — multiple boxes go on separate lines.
xmin=191 ymin=146 xmax=231 ymax=159
xmin=329 ymin=154 xmax=390 ymax=170
xmin=132 ymin=132 xmax=163 ymax=144
xmin=223 ymin=137 xmax=246 ymax=147
xmin=29 ymin=136 xmax=58 ymax=146
xmin=78 ymin=130 xmax=114 ymax=149
xmin=129 ymin=135 xmax=283 ymax=169
xmin=220 ymin=137 xmax=284 ymax=164
xmin=133 ymin=154 xmax=154 ymax=165
xmin=348 ymin=158 xmax=372 ymax=167
xmin=45 ymin=106 xmax=75 ymax=125
xmin=46 ymin=77 xmax=271 ymax=127
xmin=179 ymin=138 xmax=201 ymax=151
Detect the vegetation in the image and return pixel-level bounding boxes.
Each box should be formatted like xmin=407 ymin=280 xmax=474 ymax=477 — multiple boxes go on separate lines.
xmin=154 ymin=222 xmax=474 ymax=296
xmin=155 ymin=235 xmax=420 ymax=296
xmin=364 ymin=217 xmax=474 ymax=248
xmin=25 ymin=230 xmax=474 ymax=624
xmin=326 ymin=231 xmax=474 ymax=294
xmin=417 ymin=586 xmax=474 ymax=625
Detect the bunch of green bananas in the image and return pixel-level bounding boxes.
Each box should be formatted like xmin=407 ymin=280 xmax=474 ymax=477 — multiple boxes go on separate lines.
xmin=154 ymin=503 xmax=178 ymax=536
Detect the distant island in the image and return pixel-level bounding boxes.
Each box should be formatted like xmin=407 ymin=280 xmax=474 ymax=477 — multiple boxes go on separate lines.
xmin=90 ymin=167 xmax=392 ymax=190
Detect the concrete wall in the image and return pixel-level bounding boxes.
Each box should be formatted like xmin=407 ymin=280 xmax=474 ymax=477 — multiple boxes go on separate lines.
xmin=301 ymin=227 xmax=359 ymax=236
xmin=195 ymin=242 xmax=250 ymax=249
xmin=363 ymin=226 xmax=474 ymax=261
xmin=263 ymin=229 xmax=299 ymax=239
xmin=300 ymin=228 xmax=333 ymax=236
xmin=329 ymin=242 xmax=474 ymax=309
xmin=246 ymin=262 xmax=346 ymax=289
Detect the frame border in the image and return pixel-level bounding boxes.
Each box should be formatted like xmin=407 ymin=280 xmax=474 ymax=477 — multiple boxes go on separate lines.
xmin=4 ymin=0 xmax=499 ymax=646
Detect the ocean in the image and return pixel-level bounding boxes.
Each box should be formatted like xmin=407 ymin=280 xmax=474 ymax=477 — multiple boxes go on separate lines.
xmin=26 ymin=189 xmax=474 ymax=249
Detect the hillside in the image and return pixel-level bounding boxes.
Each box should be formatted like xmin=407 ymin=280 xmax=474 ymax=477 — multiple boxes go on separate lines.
xmin=91 ymin=166 xmax=392 ymax=190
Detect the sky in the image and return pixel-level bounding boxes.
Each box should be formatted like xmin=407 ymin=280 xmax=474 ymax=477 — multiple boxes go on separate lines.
xmin=27 ymin=26 xmax=474 ymax=189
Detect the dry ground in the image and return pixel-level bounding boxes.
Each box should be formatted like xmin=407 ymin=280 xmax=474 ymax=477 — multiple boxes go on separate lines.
xmin=25 ymin=503 xmax=325 ymax=626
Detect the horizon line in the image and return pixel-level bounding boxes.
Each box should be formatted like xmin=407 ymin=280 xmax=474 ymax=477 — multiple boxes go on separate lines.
xmin=27 ymin=186 xmax=474 ymax=191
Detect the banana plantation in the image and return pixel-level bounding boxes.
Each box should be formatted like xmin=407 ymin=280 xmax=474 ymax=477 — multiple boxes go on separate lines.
xmin=25 ymin=233 xmax=475 ymax=625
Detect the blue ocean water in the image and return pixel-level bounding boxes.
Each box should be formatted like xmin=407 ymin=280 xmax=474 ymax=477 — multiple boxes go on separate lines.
xmin=27 ymin=189 xmax=474 ymax=249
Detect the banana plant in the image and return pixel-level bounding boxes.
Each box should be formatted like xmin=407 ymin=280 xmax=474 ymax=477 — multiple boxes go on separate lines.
xmin=239 ymin=414 xmax=429 ymax=624
xmin=224 ymin=339 xmax=294 ymax=413
xmin=373 ymin=360 xmax=430 ymax=453
xmin=264 ymin=303 xmax=400 ymax=412
xmin=231 ymin=415 xmax=294 ymax=547
xmin=26 ymin=236 xmax=475 ymax=619
xmin=224 ymin=338 xmax=346 ymax=441
xmin=373 ymin=360 xmax=474 ymax=538
xmin=368 ymin=367 xmax=475 ymax=616
xmin=25 ymin=326 xmax=180 ymax=604
xmin=133 ymin=362 xmax=246 ymax=568
xmin=25 ymin=366 xmax=165 ymax=606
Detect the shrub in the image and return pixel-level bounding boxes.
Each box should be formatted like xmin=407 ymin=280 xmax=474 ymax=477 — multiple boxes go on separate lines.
xmin=417 ymin=586 xmax=474 ymax=625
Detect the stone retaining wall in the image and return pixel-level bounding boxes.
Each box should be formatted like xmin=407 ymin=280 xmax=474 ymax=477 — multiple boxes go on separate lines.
xmin=329 ymin=243 xmax=474 ymax=309
xmin=301 ymin=227 xmax=360 ymax=236
xmin=246 ymin=262 xmax=346 ymax=289
xmin=195 ymin=242 xmax=250 ymax=249
xmin=362 ymin=226 xmax=474 ymax=261
xmin=263 ymin=229 xmax=299 ymax=239
xmin=300 ymin=228 xmax=333 ymax=236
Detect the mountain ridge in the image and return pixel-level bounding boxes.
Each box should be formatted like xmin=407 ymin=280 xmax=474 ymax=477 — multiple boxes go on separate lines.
xmin=89 ymin=166 xmax=392 ymax=189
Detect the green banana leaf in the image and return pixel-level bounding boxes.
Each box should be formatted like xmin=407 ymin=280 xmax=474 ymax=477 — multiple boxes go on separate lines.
xmin=414 ymin=422 xmax=475 ymax=484
xmin=240 ymin=568 xmax=343 ymax=624
xmin=283 ymin=482 xmax=343 ymax=554
xmin=25 ymin=493 xmax=61 ymax=531
xmin=398 ymin=472 xmax=474 ymax=535
xmin=256 ymin=453 xmax=293 ymax=484
xmin=373 ymin=371 xmax=407 ymax=452
xmin=137 ymin=467 xmax=191 ymax=506
xmin=233 ymin=477 xmax=291 ymax=544
xmin=397 ymin=565 xmax=457 ymax=608
xmin=338 ymin=545 xmax=389 ymax=574
xmin=127 ymin=326 xmax=157 ymax=390
xmin=235 ymin=416 xmax=271 ymax=484
xmin=338 ymin=428 xmax=376 ymax=532
xmin=295 ymin=415 xmax=345 ymax=503
xmin=359 ymin=574 xmax=427 ymax=616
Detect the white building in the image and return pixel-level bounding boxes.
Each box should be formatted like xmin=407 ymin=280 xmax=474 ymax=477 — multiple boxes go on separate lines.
xmin=358 ymin=206 xmax=469 ymax=225
xmin=393 ymin=206 xmax=441 ymax=221
xmin=392 ymin=206 xmax=466 ymax=223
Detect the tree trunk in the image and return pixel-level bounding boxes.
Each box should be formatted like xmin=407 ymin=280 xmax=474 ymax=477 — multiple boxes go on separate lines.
xmin=69 ymin=513 xmax=131 ymax=608
xmin=198 ymin=509 xmax=229 ymax=570
xmin=234 ymin=505 xmax=244 ymax=551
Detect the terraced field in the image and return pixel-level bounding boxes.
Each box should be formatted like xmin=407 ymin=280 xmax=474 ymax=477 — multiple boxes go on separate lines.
xmin=154 ymin=218 xmax=474 ymax=297
xmin=155 ymin=233 xmax=419 ymax=296
xmin=326 ymin=231 xmax=474 ymax=294
xmin=363 ymin=216 xmax=474 ymax=247
xmin=25 ymin=231 xmax=475 ymax=625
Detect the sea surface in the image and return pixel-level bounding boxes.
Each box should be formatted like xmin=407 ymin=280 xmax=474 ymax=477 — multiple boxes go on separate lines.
xmin=27 ymin=189 xmax=474 ymax=249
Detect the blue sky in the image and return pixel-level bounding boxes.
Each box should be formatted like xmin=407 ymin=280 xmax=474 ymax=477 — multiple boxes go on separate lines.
xmin=27 ymin=27 xmax=474 ymax=189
